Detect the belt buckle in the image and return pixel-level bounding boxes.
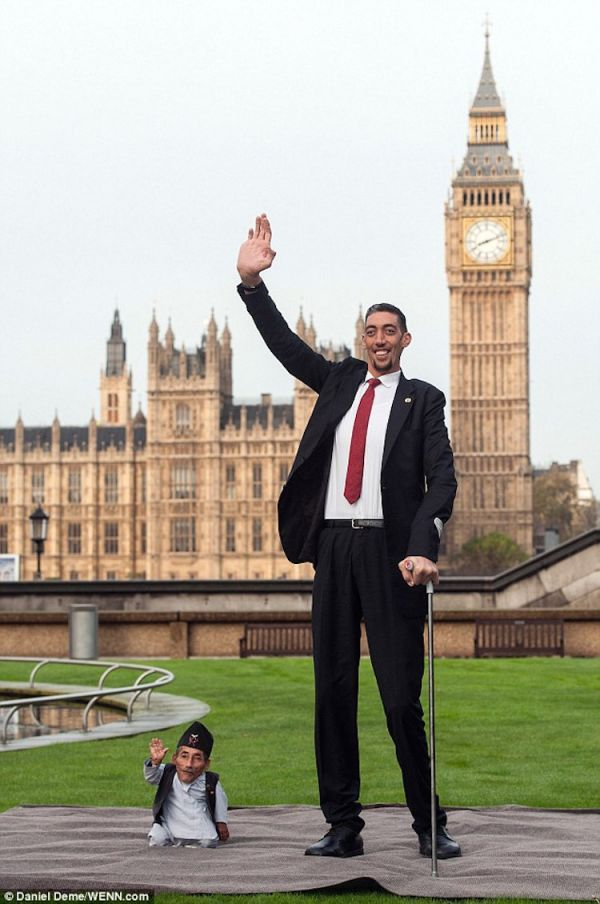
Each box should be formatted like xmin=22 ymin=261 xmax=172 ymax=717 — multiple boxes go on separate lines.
xmin=351 ymin=519 xmax=363 ymax=529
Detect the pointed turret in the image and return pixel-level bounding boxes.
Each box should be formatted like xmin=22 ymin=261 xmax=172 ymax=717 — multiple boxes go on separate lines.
xmin=220 ymin=318 xmax=233 ymax=400
xmin=149 ymin=310 xmax=159 ymax=343
xmin=207 ymin=308 xmax=218 ymax=339
xmin=354 ymin=306 xmax=366 ymax=361
xmin=52 ymin=412 xmax=60 ymax=449
xmin=100 ymin=310 xmax=132 ymax=425
xmin=106 ymin=309 xmax=126 ymax=376
xmin=472 ymin=30 xmax=502 ymax=111
xmin=165 ymin=318 xmax=175 ymax=352
xmin=296 ymin=308 xmax=307 ymax=341
xmin=306 ymin=316 xmax=316 ymax=349
xmin=221 ymin=317 xmax=231 ymax=346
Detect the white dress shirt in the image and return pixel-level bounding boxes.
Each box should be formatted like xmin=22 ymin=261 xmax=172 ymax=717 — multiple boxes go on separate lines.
xmin=144 ymin=761 xmax=228 ymax=844
xmin=324 ymin=369 xmax=401 ymax=519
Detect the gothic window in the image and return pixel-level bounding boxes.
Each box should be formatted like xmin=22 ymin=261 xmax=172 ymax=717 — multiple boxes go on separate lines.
xmin=470 ymin=191 xmax=474 ymax=205
xmin=506 ymin=190 xmax=511 ymax=204
xmin=104 ymin=521 xmax=119 ymax=555
xmin=67 ymin=522 xmax=82 ymax=555
xmin=0 ymin=523 xmax=8 ymax=554
xmin=140 ymin=521 xmax=147 ymax=554
xmin=31 ymin=469 xmax=45 ymax=504
xmin=491 ymin=191 xmax=496 ymax=203
xmin=279 ymin=462 xmax=289 ymax=484
xmin=252 ymin=518 xmax=263 ymax=552
xmin=175 ymin=403 xmax=191 ymax=431
xmin=252 ymin=463 xmax=263 ymax=499
xmin=68 ymin=467 xmax=82 ymax=504
xmin=225 ymin=518 xmax=236 ymax=552
xmin=477 ymin=191 xmax=481 ymax=205
xmin=225 ymin=464 xmax=236 ymax=499
xmin=463 ymin=191 xmax=467 ymax=205
xmin=484 ymin=191 xmax=489 ymax=205
xmin=69 ymin=571 xmax=79 ymax=581
xmin=170 ymin=518 xmax=196 ymax=553
xmin=0 ymin=470 xmax=7 ymax=504
xmin=104 ymin=467 xmax=119 ymax=504
xmin=170 ymin=463 xmax=196 ymax=499
xmin=499 ymin=191 xmax=503 ymax=204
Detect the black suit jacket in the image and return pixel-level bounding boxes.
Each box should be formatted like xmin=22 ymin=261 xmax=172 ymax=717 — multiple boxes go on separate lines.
xmin=240 ymin=282 xmax=457 ymax=567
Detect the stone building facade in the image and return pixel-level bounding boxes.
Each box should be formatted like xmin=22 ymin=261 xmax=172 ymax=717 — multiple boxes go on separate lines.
xmin=444 ymin=34 xmax=534 ymax=558
xmin=0 ymin=310 xmax=360 ymax=581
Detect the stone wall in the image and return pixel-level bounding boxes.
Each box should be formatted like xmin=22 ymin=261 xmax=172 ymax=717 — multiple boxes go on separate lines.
xmin=1 ymin=609 xmax=599 ymax=659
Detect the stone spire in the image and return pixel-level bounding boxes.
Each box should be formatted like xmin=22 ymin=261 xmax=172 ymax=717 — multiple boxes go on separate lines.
xmin=354 ymin=306 xmax=366 ymax=361
xmin=471 ymin=26 xmax=503 ymax=111
xmin=106 ymin=309 xmax=126 ymax=376
xmin=165 ymin=318 xmax=175 ymax=352
xmin=149 ymin=310 xmax=159 ymax=343
xmin=296 ymin=307 xmax=307 ymax=341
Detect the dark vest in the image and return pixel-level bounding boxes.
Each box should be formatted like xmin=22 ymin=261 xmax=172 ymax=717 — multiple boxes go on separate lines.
xmin=151 ymin=763 xmax=220 ymax=826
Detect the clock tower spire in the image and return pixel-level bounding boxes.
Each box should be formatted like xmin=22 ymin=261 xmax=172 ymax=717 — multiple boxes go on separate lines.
xmin=445 ymin=33 xmax=533 ymax=561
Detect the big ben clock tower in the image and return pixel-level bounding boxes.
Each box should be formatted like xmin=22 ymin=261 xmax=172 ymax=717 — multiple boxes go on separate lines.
xmin=445 ymin=32 xmax=533 ymax=559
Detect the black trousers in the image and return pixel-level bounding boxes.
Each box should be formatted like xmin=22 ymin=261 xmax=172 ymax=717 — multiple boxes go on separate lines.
xmin=311 ymin=525 xmax=447 ymax=835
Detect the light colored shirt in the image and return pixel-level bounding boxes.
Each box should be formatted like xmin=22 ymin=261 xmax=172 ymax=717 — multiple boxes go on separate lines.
xmin=144 ymin=761 xmax=228 ymax=841
xmin=324 ymin=370 xmax=401 ymax=519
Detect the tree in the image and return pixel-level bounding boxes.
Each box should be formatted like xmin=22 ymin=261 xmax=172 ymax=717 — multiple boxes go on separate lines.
xmin=533 ymin=470 xmax=596 ymax=543
xmin=457 ymin=532 xmax=528 ymax=576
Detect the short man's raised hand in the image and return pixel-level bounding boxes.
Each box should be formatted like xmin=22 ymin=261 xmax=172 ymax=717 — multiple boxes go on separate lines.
xmin=237 ymin=213 xmax=276 ymax=287
xmin=399 ymin=556 xmax=439 ymax=588
xmin=149 ymin=737 xmax=169 ymax=765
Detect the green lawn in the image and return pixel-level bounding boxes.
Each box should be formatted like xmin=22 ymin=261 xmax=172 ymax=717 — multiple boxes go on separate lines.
xmin=0 ymin=656 xmax=598 ymax=904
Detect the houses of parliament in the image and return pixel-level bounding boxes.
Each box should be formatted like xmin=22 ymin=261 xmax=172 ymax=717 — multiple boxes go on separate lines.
xmin=0 ymin=36 xmax=534 ymax=580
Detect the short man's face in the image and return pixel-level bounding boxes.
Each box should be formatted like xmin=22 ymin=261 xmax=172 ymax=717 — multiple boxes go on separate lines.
xmin=362 ymin=312 xmax=411 ymax=374
xmin=172 ymin=745 xmax=208 ymax=784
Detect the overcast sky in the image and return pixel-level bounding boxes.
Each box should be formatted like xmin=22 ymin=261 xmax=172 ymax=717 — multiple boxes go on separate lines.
xmin=1 ymin=0 xmax=599 ymax=495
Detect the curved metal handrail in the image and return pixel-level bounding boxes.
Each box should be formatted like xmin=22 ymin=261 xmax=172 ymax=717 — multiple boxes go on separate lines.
xmin=0 ymin=656 xmax=174 ymax=744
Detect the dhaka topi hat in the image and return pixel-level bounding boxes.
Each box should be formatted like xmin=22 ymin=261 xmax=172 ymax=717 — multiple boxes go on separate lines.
xmin=177 ymin=721 xmax=213 ymax=756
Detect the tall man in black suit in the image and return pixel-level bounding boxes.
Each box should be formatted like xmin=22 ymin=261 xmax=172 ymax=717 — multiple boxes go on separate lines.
xmin=236 ymin=214 xmax=460 ymax=860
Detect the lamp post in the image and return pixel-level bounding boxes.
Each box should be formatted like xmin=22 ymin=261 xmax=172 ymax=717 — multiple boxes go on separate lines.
xmin=29 ymin=505 xmax=49 ymax=580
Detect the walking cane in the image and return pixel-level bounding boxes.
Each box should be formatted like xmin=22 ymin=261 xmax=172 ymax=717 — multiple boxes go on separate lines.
xmin=426 ymin=575 xmax=438 ymax=879
xmin=427 ymin=517 xmax=443 ymax=879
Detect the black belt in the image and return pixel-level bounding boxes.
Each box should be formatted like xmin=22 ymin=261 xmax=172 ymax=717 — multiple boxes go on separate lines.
xmin=323 ymin=519 xmax=385 ymax=529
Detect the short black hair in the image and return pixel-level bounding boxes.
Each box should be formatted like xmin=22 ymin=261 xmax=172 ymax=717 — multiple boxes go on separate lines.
xmin=364 ymin=303 xmax=407 ymax=333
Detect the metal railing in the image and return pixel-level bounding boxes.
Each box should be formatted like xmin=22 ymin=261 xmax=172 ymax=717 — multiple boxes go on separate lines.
xmin=0 ymin=656 xmax=174 ymax=744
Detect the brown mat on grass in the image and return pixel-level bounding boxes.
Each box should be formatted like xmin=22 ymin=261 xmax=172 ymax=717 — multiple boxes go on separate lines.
xmin=0 ymin=804 xmax=598 ymax=899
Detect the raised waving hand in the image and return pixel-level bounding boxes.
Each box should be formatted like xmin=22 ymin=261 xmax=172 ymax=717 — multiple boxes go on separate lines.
xmin=237 ymin=213 xmax=276 ymax=287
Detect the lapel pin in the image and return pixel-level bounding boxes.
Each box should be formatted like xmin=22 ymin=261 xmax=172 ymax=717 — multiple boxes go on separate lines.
xmin=404 ymin=397 xmax=412 ymax=403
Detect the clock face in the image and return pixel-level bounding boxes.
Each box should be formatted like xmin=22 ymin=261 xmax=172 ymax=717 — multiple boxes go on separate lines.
xmin=465 ymin=219 xmax=510 ymax=264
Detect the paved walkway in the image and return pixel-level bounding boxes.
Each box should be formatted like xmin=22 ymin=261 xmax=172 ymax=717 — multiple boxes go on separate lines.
xmin=0 ymin=680 xmax=208 ymax=751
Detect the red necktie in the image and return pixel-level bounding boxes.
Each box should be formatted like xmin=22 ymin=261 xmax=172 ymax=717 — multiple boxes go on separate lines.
xmin=344 ymin=378 xmax=381 ymax=504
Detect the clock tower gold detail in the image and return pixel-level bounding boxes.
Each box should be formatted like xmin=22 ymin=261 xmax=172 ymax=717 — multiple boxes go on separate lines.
xmin=445 ymin=31 xmax=533 ymax=559
xmin=463 ymin=216 xmax=512 ymax=267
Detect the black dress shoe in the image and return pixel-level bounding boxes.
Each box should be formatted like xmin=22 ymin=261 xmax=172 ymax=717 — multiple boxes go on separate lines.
xmin=305 ymin=826 xmax=364 ymax=858
xmin=418 ymin=826 xmax=461 ymax=859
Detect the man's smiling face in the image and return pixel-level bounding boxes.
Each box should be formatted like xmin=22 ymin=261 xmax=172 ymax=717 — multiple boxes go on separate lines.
xmin=172 ymin=745 xmax=208 ymax=784
xmin=362 ymin=311 xmax=411 ymax=374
